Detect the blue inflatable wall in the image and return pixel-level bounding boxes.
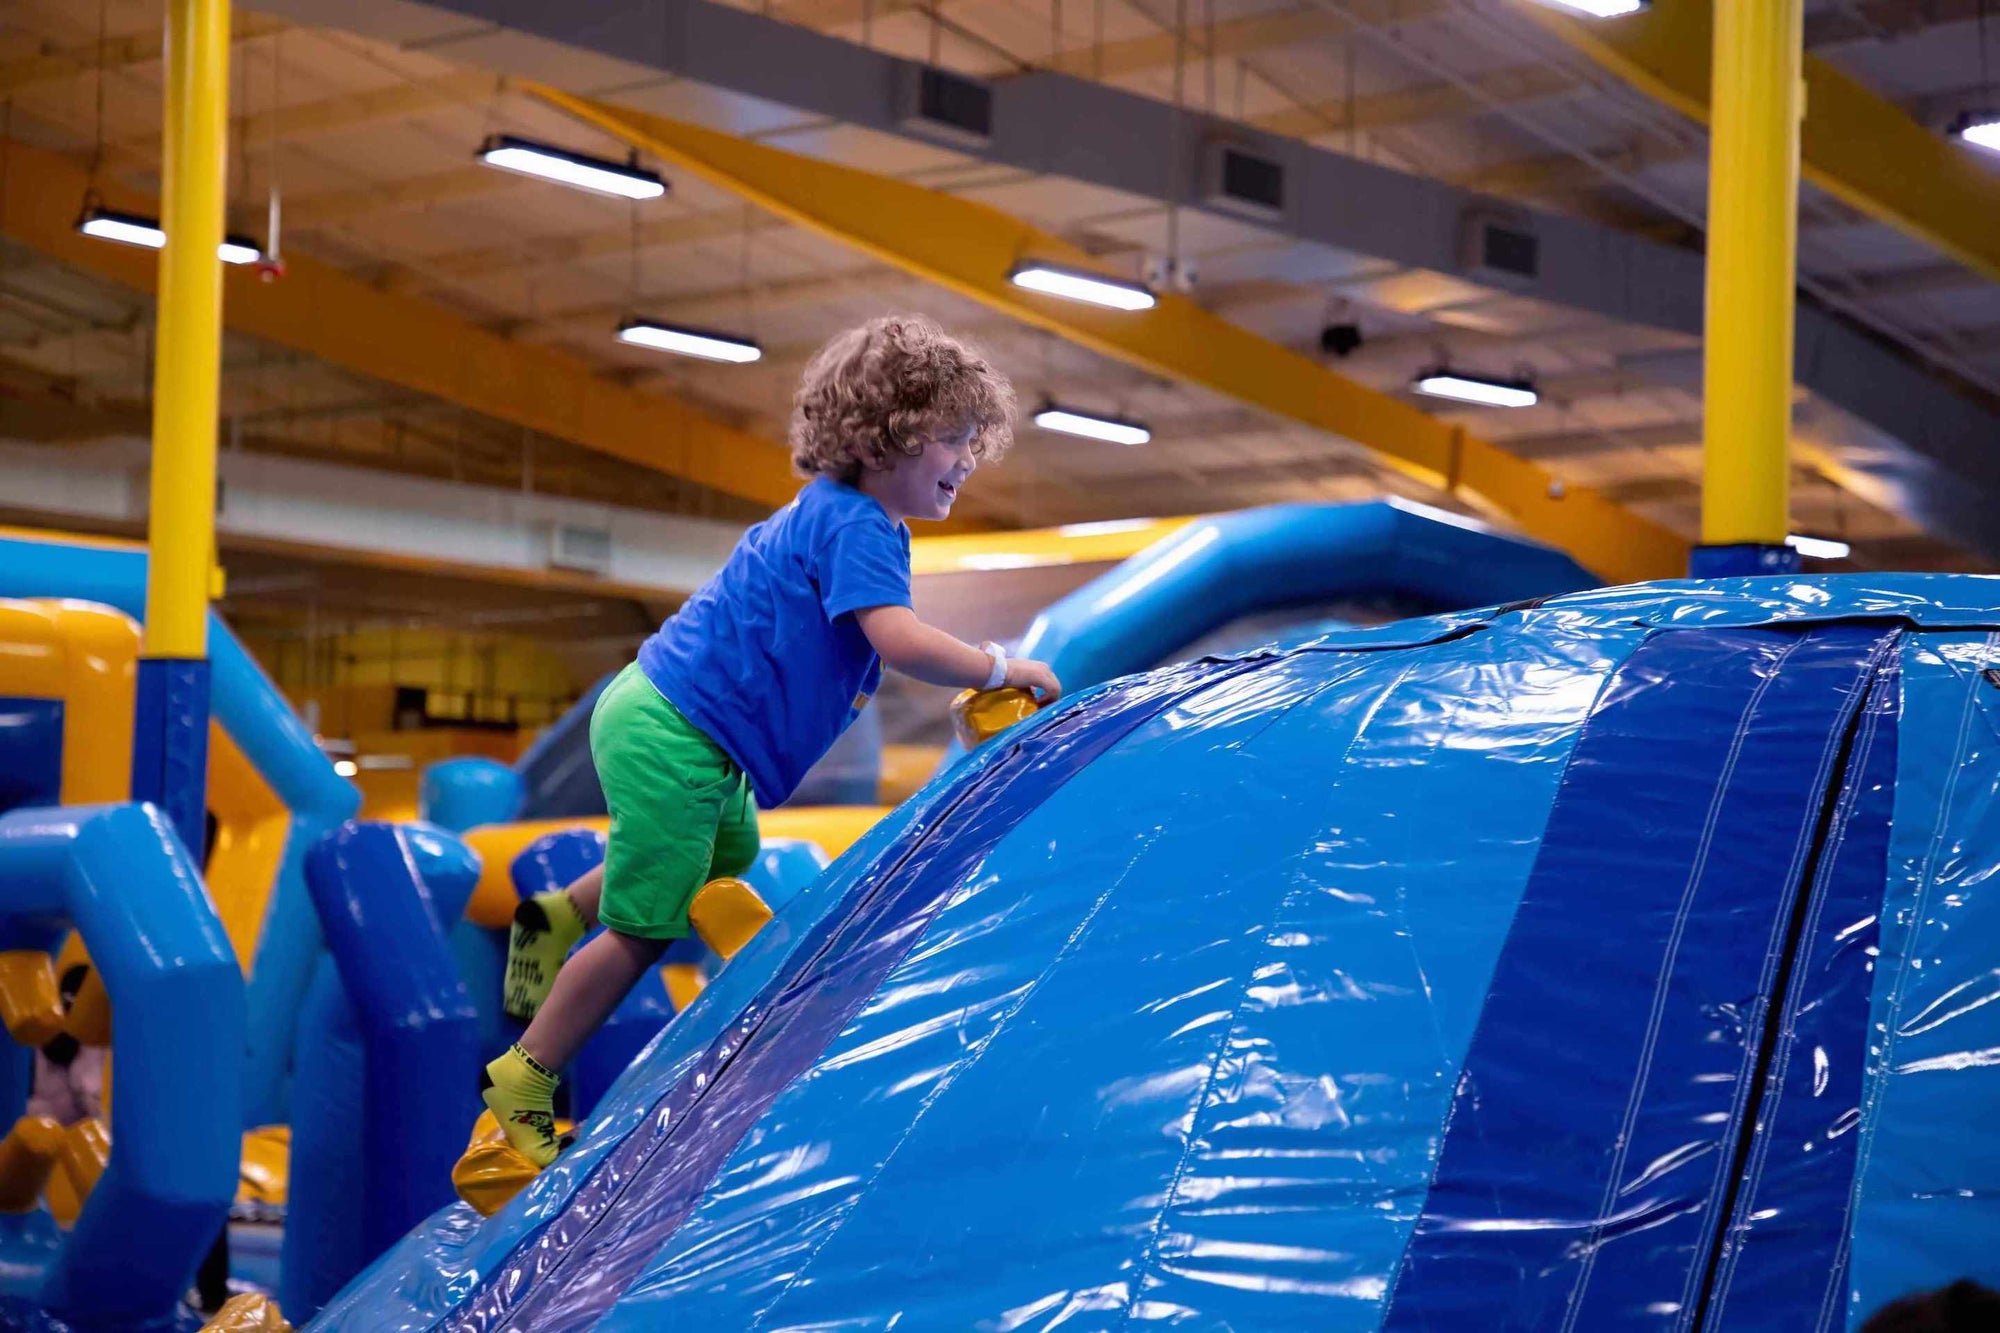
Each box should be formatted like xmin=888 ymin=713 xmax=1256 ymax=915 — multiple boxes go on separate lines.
xmin=311 ymin=576 xmax=2000 ymax=1331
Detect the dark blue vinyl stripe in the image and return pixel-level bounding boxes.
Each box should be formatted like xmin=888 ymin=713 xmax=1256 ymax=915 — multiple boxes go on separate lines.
xmin=0 ymin=696 xmax=63 ymax=813
xmin=1702 ymin=664 xmax=1900 ymax=1331
xmin=1381 ymin=624 xmax=1896 ymax=1333
xmin=443 ymin=658 xmax=1268 ymax=1332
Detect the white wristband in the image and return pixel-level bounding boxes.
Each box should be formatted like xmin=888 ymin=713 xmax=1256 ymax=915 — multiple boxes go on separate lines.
xmin=980 ymin=641 xmax=1008 ymax=690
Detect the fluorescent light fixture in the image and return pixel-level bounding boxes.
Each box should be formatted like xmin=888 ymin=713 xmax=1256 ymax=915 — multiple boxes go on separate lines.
xmin=1033 ymin=405 xmax=1151 ymax=446
xmin=333 ymin=759 xmax=359 ymax=778
xmin=1412 ymin=368 xmax=1539 ymax=409
xmin=1537 ymin=0 xmax=1646 ymax=16
xmin=1950 ymin=111 xmax=2000 ymax=153
xmin=616 ymin=320 xmax=763 ymax=363
xmin=477 ymin=134 xmax=667 ymax=200
xmin=77 ymin=205 xmax=262 ymax=264
xmin=1009 ymin=263 xmax=1156 ymax=311
xmin=1786 ymin=533 xmax=1851 ymax=561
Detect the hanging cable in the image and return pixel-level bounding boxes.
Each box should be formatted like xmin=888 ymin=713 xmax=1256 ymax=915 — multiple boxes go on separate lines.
xmin=1204 ymin=0 xmax=1215 ymax=115
xmin=89 ymin=0 xmax=109 ymax=187
xmin=264 ymin=30 xmax=285 ymax=277
xmin=1981 ymin=0 xmax=1991 ymax=103
xmin=1165 ymin=0 xmax=1185 ymax=281
xmin=628 ymin=199 xmax=642 ymax=319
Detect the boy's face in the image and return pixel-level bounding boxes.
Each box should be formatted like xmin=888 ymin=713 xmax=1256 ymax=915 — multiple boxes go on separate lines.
xmin=873 ymin=425 xmax=978 ymax=522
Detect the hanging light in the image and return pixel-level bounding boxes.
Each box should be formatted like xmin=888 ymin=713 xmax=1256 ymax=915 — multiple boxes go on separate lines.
xmin=616 ymin=320 xmax=763 ymax=363
xmin=1950 ymin=111 xmax=2000 ymax=152
xmin=1535 ymin=0 xmax=1647 ymax=16
xmin=1411 ymin=367 xmax=1539 ymax=409
xmin=477 ymin=135 xmax=667 ymax=200
xmin=1033 ymin=404 xmax=1151 ymax=446
xmin=76 ymin=203 xmax=263 ymax=264
xmin=1009 ymin=263 xmax=1157 ymax=311
xmin=1785 ymin=533 xmax=1851 ymax=561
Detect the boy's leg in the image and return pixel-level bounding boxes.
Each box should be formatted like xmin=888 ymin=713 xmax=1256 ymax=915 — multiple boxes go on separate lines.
xmin=503 ymin=865 xmax=602 ymax=1022
xmin=484 ymin=929 xmax=668 ymax=1165
xmin=486 ymin=667 xmax=736 ymax=1164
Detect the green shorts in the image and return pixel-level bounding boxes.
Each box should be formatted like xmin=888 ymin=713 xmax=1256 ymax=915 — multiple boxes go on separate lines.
xmin=590 ymin=662 xmax=760 ymax=940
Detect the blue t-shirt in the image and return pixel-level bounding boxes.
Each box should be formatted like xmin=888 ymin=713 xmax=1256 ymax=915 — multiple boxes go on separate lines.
xmin=638 ymin=477 xmax=912 ymax=808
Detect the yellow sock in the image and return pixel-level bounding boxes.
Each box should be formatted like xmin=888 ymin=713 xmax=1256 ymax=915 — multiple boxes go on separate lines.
xmin=504 ymin=889 xmax=587 ymax=1022
xmin=480 ymin=1044 xmax=564 ymax=1168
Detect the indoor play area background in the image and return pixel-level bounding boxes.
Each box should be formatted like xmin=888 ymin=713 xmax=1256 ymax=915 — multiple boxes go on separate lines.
xmin=2 ymin=0 xmax=2000 ymax=1327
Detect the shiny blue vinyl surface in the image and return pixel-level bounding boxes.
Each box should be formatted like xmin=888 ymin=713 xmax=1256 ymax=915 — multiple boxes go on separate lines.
xmin=1844 ymin=634 xmax=2000 ymax=1324
xmin=310 ymin=579 xmax=2000 ymax=1333
xmin=303 ymin=822 xmax=481 ymax=1257
xmin=1704 ymin=665 xmax=1901 ymax=1329
xmin=1383 ymin=624 xmax=1894 ymax=1330
xmin=0 ymin=803 xmax=242 ymax=1332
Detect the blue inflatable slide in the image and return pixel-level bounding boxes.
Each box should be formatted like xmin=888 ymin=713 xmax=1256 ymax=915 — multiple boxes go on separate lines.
xmin=313 ymin=571 xmax=2000 ymax=1331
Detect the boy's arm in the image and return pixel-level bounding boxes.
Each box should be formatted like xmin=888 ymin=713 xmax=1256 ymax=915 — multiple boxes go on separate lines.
xmin=853 ymin=606 xmax=1062 ymax=701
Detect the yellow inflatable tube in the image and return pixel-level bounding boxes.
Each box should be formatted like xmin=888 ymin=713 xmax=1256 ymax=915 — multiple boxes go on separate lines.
xmin=461 ymin=806 xmax=888 ymax=930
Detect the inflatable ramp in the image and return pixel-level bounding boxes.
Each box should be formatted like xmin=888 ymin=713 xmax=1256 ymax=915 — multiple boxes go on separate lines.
xmin=316 ymin=575 xmax=2000 ymax=1330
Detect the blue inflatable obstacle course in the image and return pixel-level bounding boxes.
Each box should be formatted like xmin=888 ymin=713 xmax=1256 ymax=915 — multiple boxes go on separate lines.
xmin=315 ymin=574 xmax=2000 ymax=1331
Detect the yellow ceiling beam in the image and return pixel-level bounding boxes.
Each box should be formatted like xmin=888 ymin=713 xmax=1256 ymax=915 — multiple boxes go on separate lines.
xmin=531 ymin=86 xmax=1688 ymax=583
xmin=1511 ymin=0 xmax=2000 ymax=286
xmin=0 ymin=136 xmax=802 ymax=512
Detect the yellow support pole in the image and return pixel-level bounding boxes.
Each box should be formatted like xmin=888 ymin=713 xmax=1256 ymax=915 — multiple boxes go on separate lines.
xmin=136 ymin=0 xmax=230 ymax=852
xmin=1699 ymin=0 xmax=1802 ymax=560
xmin=144 ymin=0 xmax=229 ymax=657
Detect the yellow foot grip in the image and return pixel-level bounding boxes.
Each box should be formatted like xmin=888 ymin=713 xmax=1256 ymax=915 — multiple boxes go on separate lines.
xmin=0 ymin=1116 xmax=63 ymax=1213
xmin=689 ymin=878 xmax=771 ymax=961
xmin=47 ymin=1117 xmax=109 ymax=1226
xmin=453 ymin=1109 xmax=573 ymax=1218
xmin=950 ymin=686 xmax=1041 ymax=750
xmin=201 ymin=1292 xmax=292 ymax=1332
xmin=0 ymin=952 xmax=63 ymax=1047
xmin=661 ymin=962 xmax=708 ymax=1012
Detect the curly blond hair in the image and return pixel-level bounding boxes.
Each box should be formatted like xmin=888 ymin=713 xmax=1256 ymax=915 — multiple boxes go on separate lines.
xmin=790 ymin=315 xmax=1015 ymax=483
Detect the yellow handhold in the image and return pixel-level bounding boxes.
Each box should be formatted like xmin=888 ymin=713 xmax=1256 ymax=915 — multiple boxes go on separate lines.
xmin=54 ymin=937 xmax=110 ymax=1048
xmin=688 ymin=878 xmax=771 ymax=961
xmin=238 ymin=1124 xmax=290 ymax=1207
xmin=950 ymin=687 xmax=1041 ymax=751
xmin=0 ymin=1117 xmax=64 ymax=1213
xmin=452 ymin=1109 xmax=573 ymax=1218
xmin=0 ymin=952 xmax=64 ymax=1048
xmin=661 ymin=962 xmax=707 ymax=1012
xmin=50 ymin=1118 xmax=109 ymax=1225
xmin=200 ymin=1292 xmax=292 ymax=1332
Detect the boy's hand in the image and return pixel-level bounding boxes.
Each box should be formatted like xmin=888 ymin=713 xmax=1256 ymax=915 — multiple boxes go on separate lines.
xmin=1005 ymin=657 xmax=1062 ymax=704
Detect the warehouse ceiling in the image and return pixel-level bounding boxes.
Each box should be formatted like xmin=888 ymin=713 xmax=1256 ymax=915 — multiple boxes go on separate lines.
xmin=0 ymin=0 xmax=1996 ymax=655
